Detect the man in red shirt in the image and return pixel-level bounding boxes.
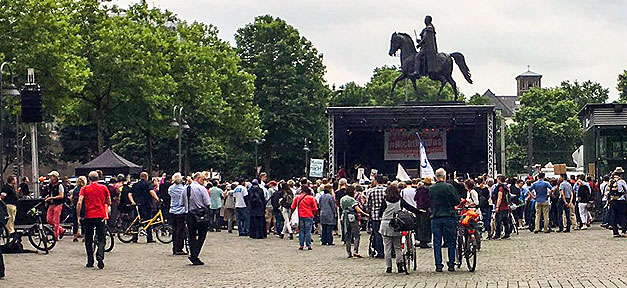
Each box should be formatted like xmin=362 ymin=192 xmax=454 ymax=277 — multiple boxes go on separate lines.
xmin=77 ymin=171 xmax=111 ymax=269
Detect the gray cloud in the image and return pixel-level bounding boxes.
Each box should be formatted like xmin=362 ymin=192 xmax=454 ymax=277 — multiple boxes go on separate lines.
xmin=113 ymin=0 xmax=627 ymax=100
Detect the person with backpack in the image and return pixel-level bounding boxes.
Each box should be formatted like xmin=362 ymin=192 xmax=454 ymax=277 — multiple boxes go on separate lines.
xmin=278 ymin=182 xmax=294 ymax=240
xmin=493 ymin=175 xmax=512 ymax=239
xmin=248 ymin=179 xmax=267 ymax=239
xmin=608 ymin=167 xmax=627 ymax=237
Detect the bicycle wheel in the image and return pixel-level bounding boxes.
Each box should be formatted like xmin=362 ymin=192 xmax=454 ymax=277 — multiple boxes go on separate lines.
xmin=412 ymin=244 xmax=417 ymax=271
xmin=104 ymin=226 xmax=115 ymax=252
xmin=465 ymin=234 xmax=477 ymax=272
xmin=155 ymin=224 xmax=173 ymax=244
xmin=117 ymin=221 xmax=137 ymax=243
xmin=401 ymin=237 xmax=409 ymax=275
xmin=28 ymin=225 xmax=56 ymax=252
xmin=510 ymin=213 xmax=519 ymax=235
xmin=455 ymin=233 xmax=463 ymax=268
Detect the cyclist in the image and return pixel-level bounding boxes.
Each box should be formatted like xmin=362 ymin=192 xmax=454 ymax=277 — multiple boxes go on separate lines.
xmin=128 ymin=172 xmax=161 ymax=243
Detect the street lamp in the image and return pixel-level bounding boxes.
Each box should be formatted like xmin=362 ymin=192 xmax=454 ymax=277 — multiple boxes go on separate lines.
xmin=170 ymin=105 xmax=189 ymax=173
xmin=254 ymin=138 xmax=265 ymax=176
xmin=1 ymin=61 xmax=20 ymax=186
xmin=303 ymin=138 xmax=311 ymax=177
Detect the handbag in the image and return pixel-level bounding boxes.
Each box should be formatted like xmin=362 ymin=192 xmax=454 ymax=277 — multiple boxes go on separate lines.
xmin=187 ymin=185 xmax=210 ymax=223
xmin=289 ymin=194 xmax=307 ymax=229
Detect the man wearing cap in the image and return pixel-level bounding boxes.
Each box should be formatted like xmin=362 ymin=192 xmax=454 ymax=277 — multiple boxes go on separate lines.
xmin=45 ymin=171 xmax=66 ymax=240
xmin=608 ymin=167 xmax=627 ymax=237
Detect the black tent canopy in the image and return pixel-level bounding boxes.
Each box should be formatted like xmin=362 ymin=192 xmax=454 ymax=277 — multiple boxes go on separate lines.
xmin=75 ymin=148 xmax=142 ymax=176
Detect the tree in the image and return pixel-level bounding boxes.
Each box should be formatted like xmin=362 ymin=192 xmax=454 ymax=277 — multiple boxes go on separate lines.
xmin=560 ymin=80 xmax=609 ymax=110
xmin=466 ymin=93 xmax=491 ymax=105
xmin=507 ymin=87 xmax=582 ymax=173
xmin=329 ymin=65 xmax=463 ymax=107
xmin=618 ymin=70 xmax=627 ymax=103
xmin=236 ymin=15 xmax=328 ymax=178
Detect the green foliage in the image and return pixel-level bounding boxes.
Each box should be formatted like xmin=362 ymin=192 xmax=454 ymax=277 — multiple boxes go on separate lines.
xmin=507 ymin=87 xmax=582 ymax=173
xmin=1 ymin=1 xmax=260 ymax=176
xmin=466 ymin=93 xmax=491 ymax=105
xmin=235 ymin=15 xmax=328 ymax=178
xmin=560 ymin=80 xmax=609 ymax=110
xmin=330 ymin=66 xmax=463 ymax=107
xmin=618 ymin=70 xmax=627 ymax=103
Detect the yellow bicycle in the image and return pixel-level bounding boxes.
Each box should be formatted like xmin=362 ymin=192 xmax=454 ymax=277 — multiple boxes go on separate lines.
xmin=117 ymin=204 xmax=173 ymax=244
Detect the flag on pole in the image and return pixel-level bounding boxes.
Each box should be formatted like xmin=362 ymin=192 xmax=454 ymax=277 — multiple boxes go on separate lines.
xmin=417 ymin=133 xmax=435 ymax=179
xmin=396 ymin=163 xmax=411 ymax=182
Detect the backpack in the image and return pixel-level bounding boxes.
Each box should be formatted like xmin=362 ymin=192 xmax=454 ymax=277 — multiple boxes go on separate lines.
xmin=492 ymin=184 xmax=511 ymax=205
xmin=390 ymin=210 xmax=415 ymax=231
xmin=250 ymin=188 xmax=264 ymax=206
xmin=478 ymin=187 xmax=489 ymax=208
xmin=608 ymin=179 xmax=624 ymax=198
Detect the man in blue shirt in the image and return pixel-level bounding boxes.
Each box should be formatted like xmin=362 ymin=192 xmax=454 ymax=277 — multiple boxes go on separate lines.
xmin=529 ymin=173 xmax=553 ymax=234
xmin=557 ymin=175 xmax=573 ymax=233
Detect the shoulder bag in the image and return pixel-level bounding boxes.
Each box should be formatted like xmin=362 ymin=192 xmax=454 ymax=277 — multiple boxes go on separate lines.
xmin=187 ymin=185 xmax=210 ymax=223
xmin=289 ymin=194 xmax=307 ymax=229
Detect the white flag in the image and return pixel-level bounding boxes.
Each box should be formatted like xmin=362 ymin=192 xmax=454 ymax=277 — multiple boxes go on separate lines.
xmin=396 ymin=163 xmax=411 ymax=182
xmin=419 ymin=141 xmax=435 ymax=179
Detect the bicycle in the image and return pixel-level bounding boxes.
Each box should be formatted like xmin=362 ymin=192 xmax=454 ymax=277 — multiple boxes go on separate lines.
xmin=508 ymin=204 xmax=519 ymax=235
xmin=117 ymin=204 xmax=173 ymax=244
xmin=27 ymin=202 xmax=56 ymax=253
xmin=455 ymin=200 xmax=479 ymax=272
xmin=400 ymin=230 xmax=416 ymax=274
xmin=91 ymin=223 xmax=115 ymax=253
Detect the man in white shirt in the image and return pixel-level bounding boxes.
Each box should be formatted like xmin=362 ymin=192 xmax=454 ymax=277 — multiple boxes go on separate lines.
xmin=233 ymin=179 xmax=250 ymax=236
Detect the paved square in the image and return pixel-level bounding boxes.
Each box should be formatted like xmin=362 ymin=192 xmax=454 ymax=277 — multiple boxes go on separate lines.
xmin=2 ymin=226 xmax=626 ymax=287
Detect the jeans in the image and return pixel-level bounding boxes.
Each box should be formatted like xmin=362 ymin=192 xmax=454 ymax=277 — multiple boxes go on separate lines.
xmin=534 ymin=202 xmax=550 ymax=232
xmin=321 ymin=224 xmax=334 ymax=245
xmin=601 ymin=201 xmax=611 ymax=225
xmin=209 ymin=208 xmax=221 ymax=231
xmin=495 ymin=210 xmax=511 ymax=237
xmin=281 ymin=207 xmax=293 ymax=235
xmin=431 ymin=217 xmax=456 ymax=269
xmin=481 ymin=206 xmax=492 ymax=235
xmin=557 ymin=202 xmax=572 ymax=231
xmin=371 ymin=220 xmax=384 ymax=258
xmin=83 ymin=218 xmax=106 ymax=265
xmin=170 ymin=213 xmax=187 ymax=253
xmin=236 ymin=207 xmax=250 ymax=236
xmin=46 ymin=204 xmax=65 ymax=239
xmin=609 ymin=200 xmax=627 ymax=235
xmin=274 ymin=210 xmax=284 ymax=235
xmin=383 ymin=235 xmax=402 ymax=268
xmin=298 ymin=217 xmax=314 ymax=248
xmin=186 ymin=215 xmax=209 ymax=261
xmin=549 ymin=198 xmax=559 ymax=228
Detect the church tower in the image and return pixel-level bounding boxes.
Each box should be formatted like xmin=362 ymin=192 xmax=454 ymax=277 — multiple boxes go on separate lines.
xmin=516 ymin=67 xmax=542 ymax=96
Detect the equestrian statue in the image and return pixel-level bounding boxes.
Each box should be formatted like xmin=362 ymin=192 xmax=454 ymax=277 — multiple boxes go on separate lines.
xmin=389 ymin=15 xmax=472 ymax=102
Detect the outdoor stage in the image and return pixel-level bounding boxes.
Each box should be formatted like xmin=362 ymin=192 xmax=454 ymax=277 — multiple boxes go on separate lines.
xmin=327 ymin=103 xmax=496 ymax=180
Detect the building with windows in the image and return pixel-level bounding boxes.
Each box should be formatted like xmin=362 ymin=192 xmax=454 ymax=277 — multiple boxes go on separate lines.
xmin=578 ymin=103 xmax=627 ymax=178
xmin=483 ymin=68 xmax=541 ymax=124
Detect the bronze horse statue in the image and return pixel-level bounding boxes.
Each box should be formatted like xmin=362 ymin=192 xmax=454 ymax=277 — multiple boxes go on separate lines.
xmin=388 ymin=32 xmax=472 ymax=102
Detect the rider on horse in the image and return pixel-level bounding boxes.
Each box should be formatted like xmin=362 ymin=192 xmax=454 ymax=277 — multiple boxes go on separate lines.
xmin=415 ymin=15 xmax=438 ymax=76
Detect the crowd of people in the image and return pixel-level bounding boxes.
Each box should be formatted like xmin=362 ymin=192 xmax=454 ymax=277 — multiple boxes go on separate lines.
xmin=0 ymin=165 xmax=625 ymax=276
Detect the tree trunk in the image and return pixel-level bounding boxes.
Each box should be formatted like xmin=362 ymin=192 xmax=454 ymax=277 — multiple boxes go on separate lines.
xmin=264 ymin=149 xmax=272 ymax=178
xmin=96 ymin=116 xmax=104 ymax=154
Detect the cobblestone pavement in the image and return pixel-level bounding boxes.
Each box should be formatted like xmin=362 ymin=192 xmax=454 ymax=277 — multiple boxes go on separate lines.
xmin=2 ymin=225 xmax=626 ymax=287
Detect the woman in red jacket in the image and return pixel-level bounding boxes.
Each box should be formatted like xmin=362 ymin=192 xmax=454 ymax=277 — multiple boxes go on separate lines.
xmin=291 ymin=186 xmax=318 ymax=250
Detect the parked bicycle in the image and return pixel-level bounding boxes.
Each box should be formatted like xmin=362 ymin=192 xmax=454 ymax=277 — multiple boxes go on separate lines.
xmin=117 ymin=203 xmax=172 ymax=244
xmin=27 ymin=202 xmax=56 ymax=253
xmin=455 ymin=200 xmax=480 ymax=272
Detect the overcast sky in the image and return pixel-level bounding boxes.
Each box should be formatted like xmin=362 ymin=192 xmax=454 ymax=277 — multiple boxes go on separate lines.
xmin=112 ymin=0 xmax=626 ymax=100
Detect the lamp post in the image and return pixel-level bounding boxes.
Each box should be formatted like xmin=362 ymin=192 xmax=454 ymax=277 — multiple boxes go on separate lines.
xmin=254 ymin=138 xmax=265 ymax=176
xmin=303 ymin=138 xmax=311 ymax=177
xmin=0 ymin=61 xmax=20 ymax=186
xmin=170 ymin=105 xmax=189 ymax=174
